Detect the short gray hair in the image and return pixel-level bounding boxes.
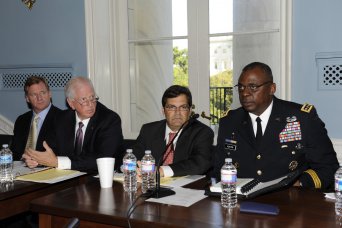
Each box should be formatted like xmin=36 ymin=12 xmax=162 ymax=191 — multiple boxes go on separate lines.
xmin=64 ymin=77 xmax=95 ymax=99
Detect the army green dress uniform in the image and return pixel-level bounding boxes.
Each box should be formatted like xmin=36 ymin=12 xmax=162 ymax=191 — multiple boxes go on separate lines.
xmin=213 ymin=97 xmax=339 ymax=190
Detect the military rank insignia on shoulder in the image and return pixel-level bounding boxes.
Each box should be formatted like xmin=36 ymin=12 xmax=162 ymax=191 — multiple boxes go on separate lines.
xmin=300 ymin=103 xmax=314 ymax=113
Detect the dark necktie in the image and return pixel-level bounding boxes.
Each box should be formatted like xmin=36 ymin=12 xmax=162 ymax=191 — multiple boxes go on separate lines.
xmin=75 ymin=122 xmax=84 ymax=155
xmin=255 ymin=117 xmax=262 ymax=147
xmin=163 ymin=132 xmax=177 ymax=165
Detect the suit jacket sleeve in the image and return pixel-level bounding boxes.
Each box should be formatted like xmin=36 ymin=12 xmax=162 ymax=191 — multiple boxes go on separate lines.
xmin=11 ymin=114 xmax=30 ymax=161
xmin=133 ymin=125 xmax=150 ymax=161
xmin=299 ymin=108 xmax=339 ymax=189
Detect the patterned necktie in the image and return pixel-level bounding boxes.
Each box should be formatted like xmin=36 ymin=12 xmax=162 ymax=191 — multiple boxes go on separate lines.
xmin=74 ymin=122 xmax=84 ymax=155
xmin=255 ymin=117 xmax=262 ymax=148
xmin=163 ymin=132 xmax=177 ymax=165
xmin=26 ymin=114 xmax=40 ymax=149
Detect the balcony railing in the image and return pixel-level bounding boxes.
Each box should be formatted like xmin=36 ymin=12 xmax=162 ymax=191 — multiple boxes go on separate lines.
xmin=210 ymin=86 xmax=233 ymax=125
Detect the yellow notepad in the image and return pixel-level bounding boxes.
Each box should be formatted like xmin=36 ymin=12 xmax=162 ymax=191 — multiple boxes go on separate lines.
xmin=16 ymin=168 xmax=85 ymax=183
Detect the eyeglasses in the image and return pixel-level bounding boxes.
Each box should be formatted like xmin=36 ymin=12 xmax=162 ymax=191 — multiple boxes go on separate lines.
xmin=27 ymin=90 xmax=49 ymax=99
xmin=234 ymin=81 xmax=272 ymax=93
xmin=74 ymin=95 xmax=99 ymax=106
xmin=164 ymin=104 xmax=190 ymax=112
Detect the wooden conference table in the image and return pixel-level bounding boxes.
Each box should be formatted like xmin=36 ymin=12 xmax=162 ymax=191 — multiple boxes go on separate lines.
xmin=0 ymin=173 xmax=88 ymax=220
xmin=30 ymin=178 xmax=340 ymax=228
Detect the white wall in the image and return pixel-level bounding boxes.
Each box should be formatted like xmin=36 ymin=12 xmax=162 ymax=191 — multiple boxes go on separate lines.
xmin=292 ymin=0 xmax=342 ymax=138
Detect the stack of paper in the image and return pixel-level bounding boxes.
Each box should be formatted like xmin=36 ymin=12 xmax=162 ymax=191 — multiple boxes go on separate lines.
xmin=15 ymin=168 xmax=86 ymax=184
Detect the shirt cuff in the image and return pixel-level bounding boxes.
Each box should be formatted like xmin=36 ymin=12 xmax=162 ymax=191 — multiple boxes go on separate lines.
xmin=57 ymin=156 xmax=71 ymax=170
xmin=161 ymin=165 xmax=174 ymax=177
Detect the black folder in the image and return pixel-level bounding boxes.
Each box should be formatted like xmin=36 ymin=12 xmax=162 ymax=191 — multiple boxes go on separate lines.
xmin=207 ymin=170 xmax=301 ymax=199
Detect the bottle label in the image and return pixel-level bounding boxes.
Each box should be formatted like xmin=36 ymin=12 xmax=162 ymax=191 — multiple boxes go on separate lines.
xmin=0 ymin=155 xmax=12 ymax=164
xmin=123 ymin=160 xmax=136 ymax=171
xmin=221 ymin=170 xmax=237 ymax=184
xmin=335 ymin=178 xmax=342 ymax=191
xmin=141 ymin=162 xmax=155 ymax=172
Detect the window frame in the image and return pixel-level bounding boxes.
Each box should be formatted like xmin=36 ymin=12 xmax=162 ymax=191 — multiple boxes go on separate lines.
xmin=84 ymin=0 xmax=292 ymax=139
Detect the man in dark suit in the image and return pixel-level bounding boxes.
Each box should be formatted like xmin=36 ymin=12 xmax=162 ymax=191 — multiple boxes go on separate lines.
xmin=133 ymin=85 xmax=214 ymax=177
xmin=11 ymin=76 xmax=61 ymax=160
xmin=213 ymin=62 xmax=339 ymax=190
xmin=23 ymin=77 xmax=123 ymax=173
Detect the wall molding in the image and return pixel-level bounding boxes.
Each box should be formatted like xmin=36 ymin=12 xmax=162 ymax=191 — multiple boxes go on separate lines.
xmin=0 ymin=114 xmax=14 ymax=135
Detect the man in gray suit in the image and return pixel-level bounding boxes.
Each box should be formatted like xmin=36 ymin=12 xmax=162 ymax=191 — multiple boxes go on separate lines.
xmin=133 ymin=85 xmax=214 ymax=177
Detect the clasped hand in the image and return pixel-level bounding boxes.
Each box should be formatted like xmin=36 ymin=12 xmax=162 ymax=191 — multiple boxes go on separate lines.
xmin=22 ymin=141 xmax=58 ymax=168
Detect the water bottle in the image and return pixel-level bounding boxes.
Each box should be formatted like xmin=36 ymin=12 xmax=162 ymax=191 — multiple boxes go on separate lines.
xmin=0 ymin=144 xmax=13 ymax=183
xmin=221 ymin=158 xmax=237 ymax=208
xmin=335 ymin=166 xmax=342 ymax=215
xmin=123 ymin=149 xmax=137 ymax=192
xmin=141 ymin=150 xmax=155 ymax=193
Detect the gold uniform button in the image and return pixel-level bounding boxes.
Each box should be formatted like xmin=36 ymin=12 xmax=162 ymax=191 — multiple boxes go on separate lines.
xmin=257 ymin=155 xmax=261 ymax=159
xmin=257 ymin=170 xmax=262 ymax=175
xmin=292 ymin=151 xmax=296 ymax=155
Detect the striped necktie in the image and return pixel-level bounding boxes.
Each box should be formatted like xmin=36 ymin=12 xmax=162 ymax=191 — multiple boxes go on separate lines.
xmin=163 ymin=132 xmax=177 ymax=165
xmin=74 ymin=122 xmax=84 ymax=155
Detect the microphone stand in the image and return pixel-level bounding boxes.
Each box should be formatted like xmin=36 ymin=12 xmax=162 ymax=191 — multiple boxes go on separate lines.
xmin=148 ymin=114 xmax=199 ymax=198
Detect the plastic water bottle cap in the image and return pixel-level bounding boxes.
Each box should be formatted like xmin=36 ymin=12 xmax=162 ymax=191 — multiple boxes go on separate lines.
xmin=2 ymin=144 xmax=8 ymax=148
xmin=145 ymin=150 xmax=151 ymax=154
xmin=126 ymin=149 xmax=133 ymax=153
xmin=225 ymin=158 xmax=232 ymax=163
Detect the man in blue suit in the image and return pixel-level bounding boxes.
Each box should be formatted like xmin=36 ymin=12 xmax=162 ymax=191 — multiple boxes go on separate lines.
xmin=11 ymin=76 xmax=61 ymax=160
xmin=23 ymin=77 xmax=123 ymax=173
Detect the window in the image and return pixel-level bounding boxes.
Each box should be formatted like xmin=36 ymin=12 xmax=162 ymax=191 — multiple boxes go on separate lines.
xmin=84 ymin=0 xmax=291 ymax=138
xmin=127 ymin=0 xmax=287 ymax=134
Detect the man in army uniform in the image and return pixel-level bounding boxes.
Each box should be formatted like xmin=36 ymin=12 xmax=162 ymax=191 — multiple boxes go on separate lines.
xmin=213 ymin=62 xmax=339 ymax=190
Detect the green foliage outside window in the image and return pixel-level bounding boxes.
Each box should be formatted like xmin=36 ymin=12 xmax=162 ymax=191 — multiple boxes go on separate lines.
xmin=173 ymin=47 xmax=233 ymax=124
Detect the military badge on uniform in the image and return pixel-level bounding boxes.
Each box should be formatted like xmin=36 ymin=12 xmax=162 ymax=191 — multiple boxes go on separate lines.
xmin=301 ymin=103 xmax=314 ymax=113
xmin=289 ymin=161 xmax=298 ymax=170
xmin=225 ymin=138 xmax=237 ymax=151
xmin=295 ymin=143 xmax=304 ymax=150
xmin=286 ymin=116 xmax=297 ymax=122
xmin=279 ymin=120 xmax=302 ymax=143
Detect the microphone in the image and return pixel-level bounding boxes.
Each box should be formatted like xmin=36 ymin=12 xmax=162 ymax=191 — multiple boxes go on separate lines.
xmin=147 ymin=113 xmax=199 ymax=198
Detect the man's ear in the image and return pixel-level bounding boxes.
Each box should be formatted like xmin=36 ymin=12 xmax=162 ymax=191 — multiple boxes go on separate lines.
xmin=67 ymin=98 xmax=76 ymax=110
xmin=161 ymin=107 xmax=166 ymax=117
xmin=270 ymin=83 xmax=276 ymax=95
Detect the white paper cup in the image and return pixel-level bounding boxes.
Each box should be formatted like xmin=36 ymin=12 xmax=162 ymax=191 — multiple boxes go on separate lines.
xmin=96 ymin=157 xmax=115 ymax=188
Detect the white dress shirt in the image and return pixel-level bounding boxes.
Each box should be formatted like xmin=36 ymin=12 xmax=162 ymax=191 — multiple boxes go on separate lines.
xmin=57 ymin=114 xmax=90 ymax=170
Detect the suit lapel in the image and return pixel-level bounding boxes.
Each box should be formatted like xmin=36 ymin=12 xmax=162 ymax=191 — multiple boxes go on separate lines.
xmin=24 ymin=112 xmax=33 ymax=140
xmin=174 ymin=126 xmax=190 ymax=162
xmin=263 ymin=98 xmax=287 ymax=143
xmin=36 ymin=106 xmax=54 ymax=147
xmin=236 ymin=111 xmax=255 ymax=148
xmin=152 ymin=122 xmax=167 ymax=162
xmin=83 ymin=117 xmax=95 ymax=152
